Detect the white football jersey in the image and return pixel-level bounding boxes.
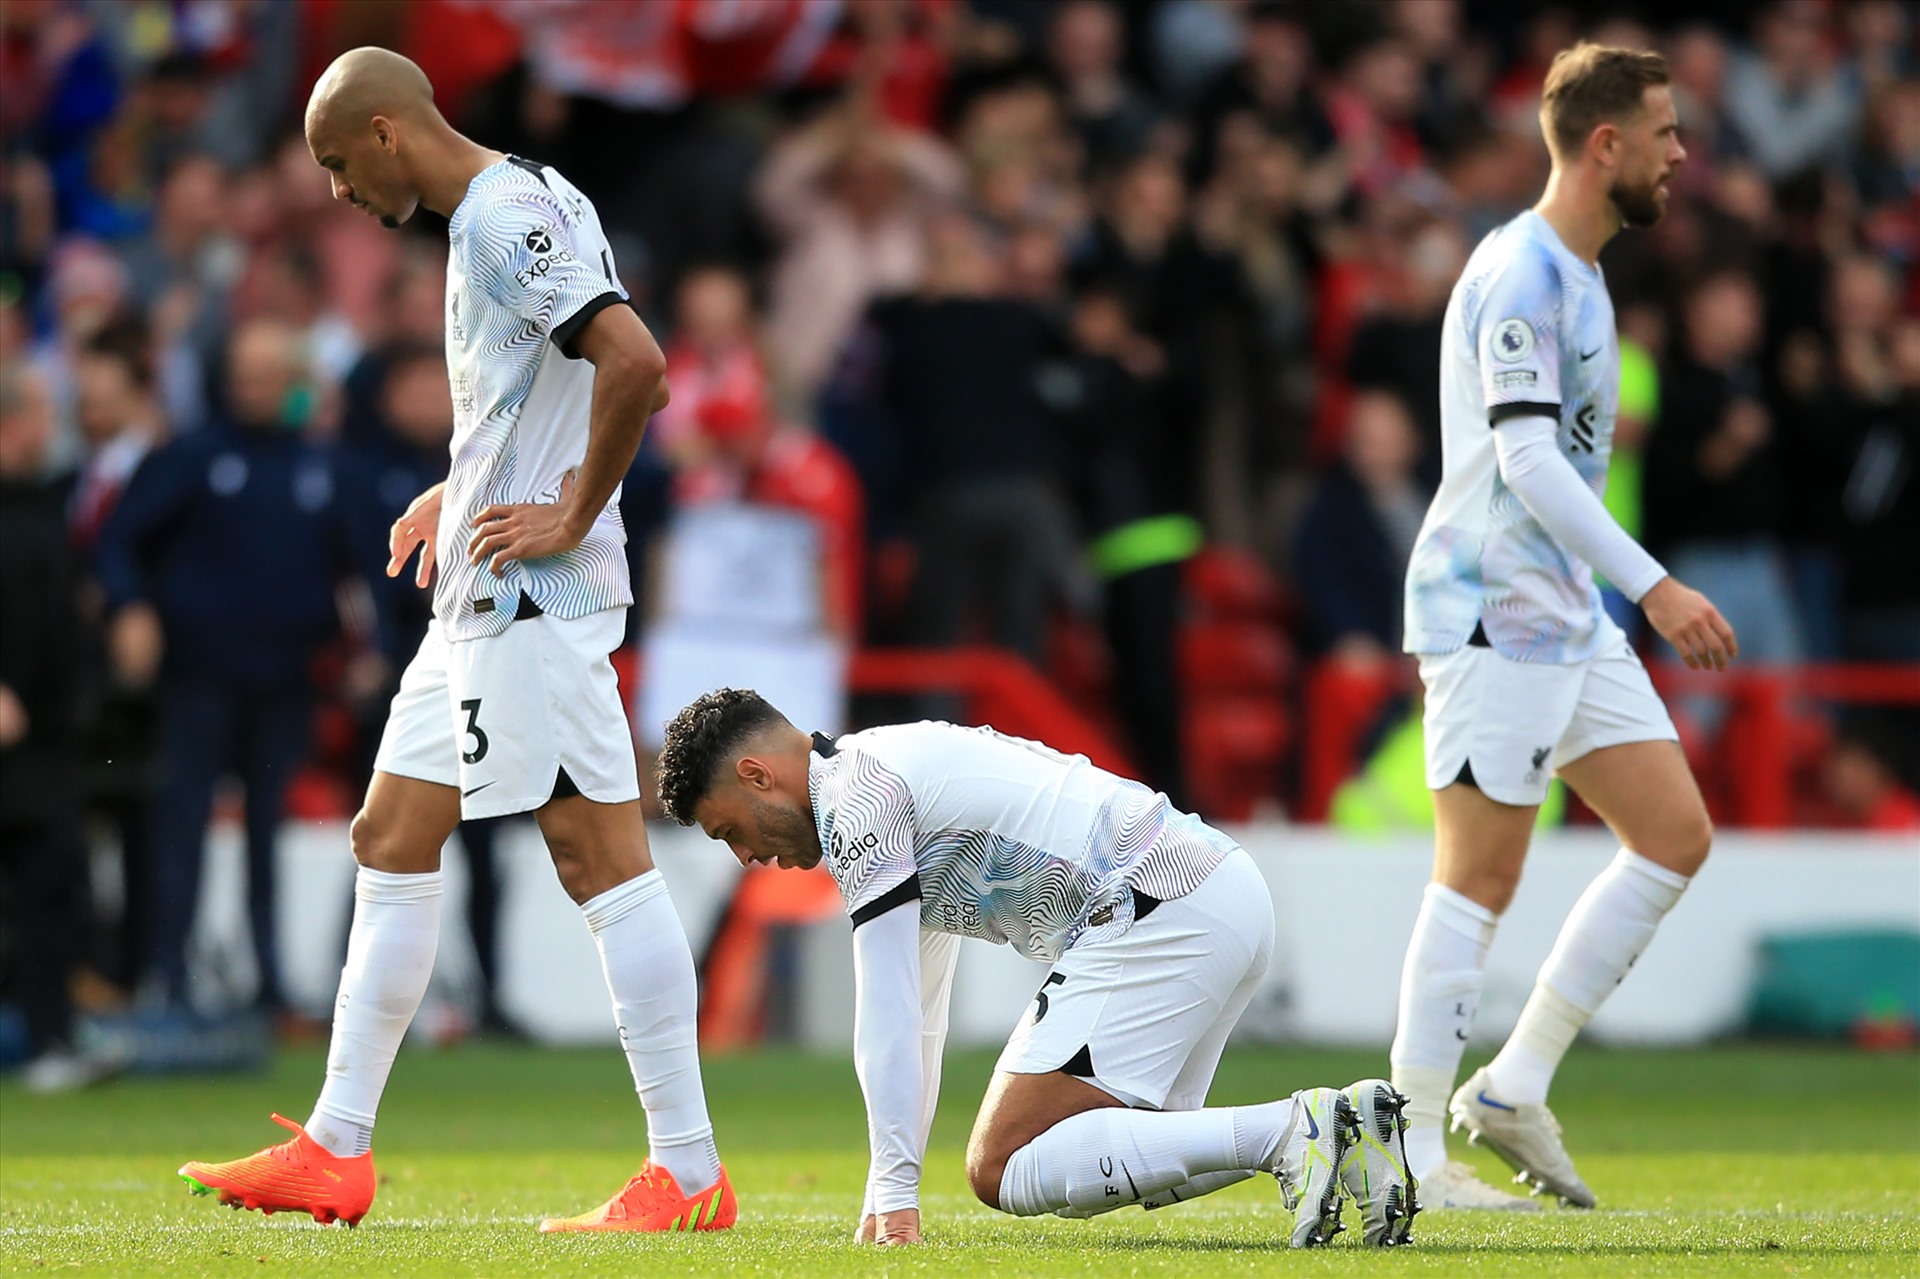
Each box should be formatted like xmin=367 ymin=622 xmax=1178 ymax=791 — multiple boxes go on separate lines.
xmin=808 ymin=722 xmax=1235 ymax=962
xmin=438 ymin=157 xmax=632 ymax=640
xmin=1404 ymin=209 xmax=1623 ymax=664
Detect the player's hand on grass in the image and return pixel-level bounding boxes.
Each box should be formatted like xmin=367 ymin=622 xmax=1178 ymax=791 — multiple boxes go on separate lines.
xmin=388 ymin=482 xmax=445 ymax=588
xmin=1641 ymin=577 xmax=1739 ymax=672
xmin=467 ymin=471 xmax=588 ymax=576
xmin=874 ymin=1208 xmax=920 ymax=1246
xmin=854 ymin=1214 xmax=877 ymax=1244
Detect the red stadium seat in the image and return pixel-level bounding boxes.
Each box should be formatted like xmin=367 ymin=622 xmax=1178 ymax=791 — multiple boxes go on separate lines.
xmin=1184 ymin=547 xmax=1289 ymax=624
xmin=1180 ymin=622 xmax=1292 ymax=696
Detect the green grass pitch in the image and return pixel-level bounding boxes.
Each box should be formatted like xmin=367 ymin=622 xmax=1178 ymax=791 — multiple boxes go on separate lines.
xmin=2 ymin=1043 xmax=1915 ymax=1276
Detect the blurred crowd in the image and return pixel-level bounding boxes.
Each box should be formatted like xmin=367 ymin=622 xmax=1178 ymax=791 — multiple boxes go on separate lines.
xmin=1 ymin=0 xmax=1917 ymax=1065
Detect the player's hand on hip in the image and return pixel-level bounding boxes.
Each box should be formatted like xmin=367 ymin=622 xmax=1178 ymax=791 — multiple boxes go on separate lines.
xmin=1641 ymin=577 xmax=1739 ymax=671
xmin=874 ymin=1207 xmax=921 ymax=1246
xmin=388 ymin=481 xmax=445 ymax=588
xmin=467 ymin=472 xmax=587 ymax=576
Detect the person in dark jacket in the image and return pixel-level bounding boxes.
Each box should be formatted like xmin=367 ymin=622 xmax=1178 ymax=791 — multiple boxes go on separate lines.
xmin=870 ymin=214 xmax=1080 ymax=668
xmin=1053 ymin=284 xmax=1196 ymax=808
xmin=1294 ymin=391 xmax=1432 ymax=660
xmin=0 ymin=366 xmax=115 ymax=1090
xmin=97 ymin=318 xmax=381 ymax=1013
xmin=1643 ymin=270 xmax=1803 ymax=664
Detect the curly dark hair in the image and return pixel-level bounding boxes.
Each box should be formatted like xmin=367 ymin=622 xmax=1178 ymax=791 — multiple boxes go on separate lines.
xmin=654 ymin=688 xmax=791 ymax=825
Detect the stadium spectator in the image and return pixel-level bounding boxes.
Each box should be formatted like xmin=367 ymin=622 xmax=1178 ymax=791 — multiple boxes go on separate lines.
xmin=69 ymin=318 xmax=166 ymax=996
xmin=0 ymin=151 xmax=56 ymax=301
xmin=1184 ymin=2 xmax=1329 ymax=186
xmin=1046 ymin=0 xmax=1161 ymax=168
xmin=639 ymin=263 xmax=867 ymax=756
xmin=639 ymin=379 xmax=866 ymax=755
xmin=757 ymin=101 xmax=965 ymax=402
xmin=1053 ymin=282 xmax=1193 ymax=805
xmin=118 ymin=153 xmax=238 ymax=428
xmin=97 ymin=318 xmax=379 ymax=1013
xmin=1819 ymin=725 xmax=1920 ymax=831
xmin=69 ymin=317 xmax=164 ymax=550
xmin=339 ymin=244 xmax=448 ymax=447
xmin=1292 ymin=390 xmax=1430 ymax=663
xmin=237 ymin=243 xmax=364 ymax=400
xmin=30 ymin=238 xmax=130 ymax=469
xmin=1723 ymin=2 xmax=1862 ymax=180
xmin=1345 ymin=217 xmax=1468 ymax=477
xmin=1645 ymin=269 xmax=1803 ymax=666
xmin=652 ymin=265 xmax=771 ymax=466
xmin=1836 ymin=312 xmax=1920 ymax=665
xmin=869 ymin=212 xmax=1079 ymax=670
xmin=0 ymin=364 xmax=106 ymax=1091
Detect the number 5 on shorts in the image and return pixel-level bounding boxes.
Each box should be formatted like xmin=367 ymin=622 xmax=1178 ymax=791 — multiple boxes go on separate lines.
xmin=1033 ymin=972 xmax=1066 ymax=1023
xmin=460 ymin=697 xmax=490 ymax=765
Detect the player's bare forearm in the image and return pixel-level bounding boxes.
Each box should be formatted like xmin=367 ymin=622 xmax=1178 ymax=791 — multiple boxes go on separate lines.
xmin=560 ymin=305 xmax=668 ymax=541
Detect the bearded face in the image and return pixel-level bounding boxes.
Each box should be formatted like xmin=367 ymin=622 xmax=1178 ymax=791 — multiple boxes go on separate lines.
xmin=1609 ymin=169 xmax=1668 ymax=228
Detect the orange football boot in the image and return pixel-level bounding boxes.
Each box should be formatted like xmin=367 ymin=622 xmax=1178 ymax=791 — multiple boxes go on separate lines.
xmin=539 ymin=1161 xmax=736 ymax=1233
xmin=178 ymin=1113 xmax=376 ymax=1227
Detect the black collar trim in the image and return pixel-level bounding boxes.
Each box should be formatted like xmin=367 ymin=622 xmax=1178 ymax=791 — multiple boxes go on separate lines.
xmin=811 ymin=731 xmax=838 ymax=757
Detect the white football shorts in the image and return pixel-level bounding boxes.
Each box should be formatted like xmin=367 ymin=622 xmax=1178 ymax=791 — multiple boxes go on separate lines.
xmin=1418 ymin=632 xmax=1677 ymax=807
xmin=373 ymin=607 xmax=640 ymax=820
xmin=996 ymin=846 xmax=1274 ymax=1111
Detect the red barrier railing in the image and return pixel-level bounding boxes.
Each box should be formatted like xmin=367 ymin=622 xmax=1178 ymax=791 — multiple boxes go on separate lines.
xmin=1648 ymin=664 xmax=1920 ymax=829
xmin=849 ymin=647 xmax=1137 ymax=777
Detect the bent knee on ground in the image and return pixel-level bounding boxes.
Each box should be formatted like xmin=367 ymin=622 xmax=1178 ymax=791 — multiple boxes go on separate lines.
xmin=965 ymin=1143 xmax=1013 ymax=1211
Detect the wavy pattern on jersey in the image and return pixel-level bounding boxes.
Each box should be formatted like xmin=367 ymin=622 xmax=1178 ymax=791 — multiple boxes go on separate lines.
xmin=1405 ymin=211 xmax=1619 ymax=664
xmin=817 ymin=747 xmax=1230 ymax=964
xmin=435 ymin=161 xmax=632 ymax=640
xmin=819 ymin=749 xmax=921 ymax=912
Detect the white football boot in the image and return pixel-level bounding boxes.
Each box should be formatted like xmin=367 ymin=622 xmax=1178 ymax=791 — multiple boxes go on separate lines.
xmin=1337 ymin=1079 xmax=1420 ymax=1246
xmin=1274 ymin=1087 xmax=1357 ymax=1247
xmin=1449 ymin=1067 xmax=1597 ymax=1208
xmin=1416 ymin=1160 xmax=1542 ymax=1211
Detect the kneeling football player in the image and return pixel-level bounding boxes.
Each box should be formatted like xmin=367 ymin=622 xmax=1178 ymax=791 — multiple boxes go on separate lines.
xmin=657 ymin=689 xmax=1418 ymax=1248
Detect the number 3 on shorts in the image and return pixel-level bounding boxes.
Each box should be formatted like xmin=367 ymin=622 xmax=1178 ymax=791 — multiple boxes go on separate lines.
xmin=460 ymin=697 xmax=490 ymax=765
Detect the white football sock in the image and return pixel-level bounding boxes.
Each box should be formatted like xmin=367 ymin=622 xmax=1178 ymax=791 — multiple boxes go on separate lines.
xmin=308 ymin=867 xmax=443 ymax=1158
xmin=997 ymin=1101 xmax=1290 ymax=1218
xmin=1389 ymin=882 xmax=1498 ymax=1180
xmin=1486 ymin=849 xmax=1689 ymax=1105
xmin=584 ymin=870 xmax=720 ymax=1193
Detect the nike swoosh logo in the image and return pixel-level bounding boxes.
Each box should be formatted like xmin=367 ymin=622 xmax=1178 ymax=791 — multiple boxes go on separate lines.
xmin=1478 ymin=1089 xmax=1517 ymax=1112
xmin=462 ymin=781 xmax=496 ymax=798
xmin=1303 ymin=1109 xmax=1319 ymax=1140
xmin=1579 ymin=347 xmax=1602 ymax=361
xmin=1119 ymin=1159 xmax=1139 ymax=1199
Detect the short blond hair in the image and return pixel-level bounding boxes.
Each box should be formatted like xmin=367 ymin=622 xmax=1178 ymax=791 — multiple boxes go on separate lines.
xmin=1540 ymin=42 xmax=1671 ymax=160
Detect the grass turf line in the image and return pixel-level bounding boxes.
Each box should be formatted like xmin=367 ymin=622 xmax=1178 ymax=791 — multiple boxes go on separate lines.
xmin=1 ymin=1044 xmax=1915 ymax=1276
